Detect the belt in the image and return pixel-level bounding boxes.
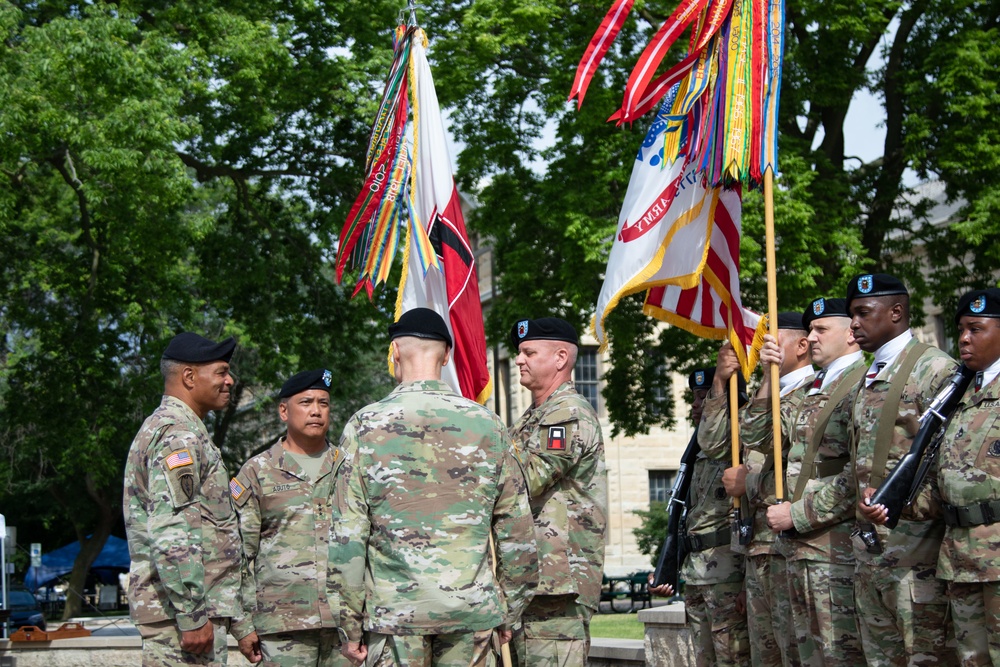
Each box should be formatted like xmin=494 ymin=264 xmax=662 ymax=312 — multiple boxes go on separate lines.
xmin=683 ymin=528 xmax=731 ymax=552
xmin=814 ymin=455 xmax=849 ymax=478
xmin=943 ymin=500 xmax=1000 ymax=527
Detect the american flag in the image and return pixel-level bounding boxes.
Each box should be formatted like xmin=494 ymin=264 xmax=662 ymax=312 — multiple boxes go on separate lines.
xmin=165 ymin=449 xmax=193 ymax=470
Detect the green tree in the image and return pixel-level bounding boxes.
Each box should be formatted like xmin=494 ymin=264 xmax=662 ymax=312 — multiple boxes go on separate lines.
xmin=0 ymin=0 xmax=399 ymax=618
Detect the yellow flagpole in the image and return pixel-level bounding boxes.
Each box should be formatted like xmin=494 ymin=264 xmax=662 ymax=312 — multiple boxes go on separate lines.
xmin=764 ymin=170 xmax=784 ymax=501
xmin=729 ymin=374 xmax=740 ymax=511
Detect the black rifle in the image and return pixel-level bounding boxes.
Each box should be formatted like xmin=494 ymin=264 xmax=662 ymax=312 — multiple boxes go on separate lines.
xmin=651 ymin=429 xmax=699 ymax=589
xmin=870 ymin=365 xmax=974 ymax=529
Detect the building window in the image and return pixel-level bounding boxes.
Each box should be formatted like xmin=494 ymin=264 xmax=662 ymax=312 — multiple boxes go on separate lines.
xmin=649 ymin=470 xmax=676 ymax=504
xmin=574 ymin=347 xmax=600 ymax=412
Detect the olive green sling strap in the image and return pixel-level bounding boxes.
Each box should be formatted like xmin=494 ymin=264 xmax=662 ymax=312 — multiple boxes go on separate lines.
xmin=868 ymin=342 xmax=930 ymax=489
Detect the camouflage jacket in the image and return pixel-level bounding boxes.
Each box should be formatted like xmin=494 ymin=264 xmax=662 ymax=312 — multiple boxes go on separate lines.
xmin=851 ymin=338 xmax=957 ymax=567
xmin=328 ymin=380 xmax=538 ymax=642
xmin=232 ymin=440 xmax=345 ymax=635
xmin=509 ymin=381 xmax=608 ymax=611
xmin=123 ymin=395 xmax=249 ymax=637
xmin=744 ymin=359 xmax=865 ymax=564
xmin=741 ymin=372 xmax=814 ymax=558
xmin=681 ymin=391 xmax=745 ymax=585
xmin=938 ymin=374 xmax=1000 ymax=582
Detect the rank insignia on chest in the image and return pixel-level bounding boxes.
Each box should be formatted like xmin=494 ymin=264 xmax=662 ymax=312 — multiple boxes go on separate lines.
xmin=165 ymin=449 xmax=193 ymax=470
xmin=547 ymin=426 xmax=566 ymax=451
xmin=230 ymin=477 xmax=246 ymax=502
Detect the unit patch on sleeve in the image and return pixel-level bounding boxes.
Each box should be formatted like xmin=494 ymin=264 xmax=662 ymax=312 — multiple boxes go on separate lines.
xmin=165 ymin=449 xmax=193 ymax=470
xmin=547 ymin=426 xmax=567 ymax=451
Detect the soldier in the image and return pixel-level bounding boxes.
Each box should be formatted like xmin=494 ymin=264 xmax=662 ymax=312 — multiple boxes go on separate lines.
xmin=728 ymin=311 xmax=814 ymax=667
xmin=758 ymin=298 xmax=866 ymax=666
xmin=935 ymin=288 xmax=1000 ymax=665
xmin=849 ymin=273 xmax=958 ymax=666
xmin=507 ymin=317 xmax=608 ymax=667
xmin=123 ymin=332 xmax=260 ymax=666
xmin=329 ymin=308 xmax=538 ymax=667
xmin=653 ymin=350 xmax=750 ymax=666
xmin=232 ymin=369 xmax=348 ymax=666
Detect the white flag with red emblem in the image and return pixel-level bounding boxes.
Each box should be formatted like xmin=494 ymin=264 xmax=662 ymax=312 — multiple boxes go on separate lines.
xmin=396 ymin=34 xmax=492 ymax=404
xmin=593 ymin=101 xmax=764 ymax=375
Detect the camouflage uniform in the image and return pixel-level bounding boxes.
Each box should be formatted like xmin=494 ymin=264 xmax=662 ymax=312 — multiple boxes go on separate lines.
xmin=937 ymin=370 xmax=1000 ymax=666
xmin=851 ymin=337 xmax=958 ymax=667
xmin=745 ymin=357 xmax=866 ymax=667
xmin=741 ymin=368 xmax=814 ymax=667
xmin=685 ymin=390 xmax=750 ymax=667
xmin=507 ymin=381 xmax=607 ymax=667
xmin=328 ymin=379 xmax=539 ymax=667
xmin=123 ymin=395 xmax=251 ymax=665
xmin=232 ymin=440 xmax=349 ymax=667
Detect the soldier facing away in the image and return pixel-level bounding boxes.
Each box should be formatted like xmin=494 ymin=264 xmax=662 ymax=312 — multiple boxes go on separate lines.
xmin=231 ymin=368 xmax=349 ymax=666
xmin=507 ymin=317 xmax=608 ymax=667
xmin=329 ymin=308 xmax=539 ymax=667
xmin=123 ymin=332 xmax=260 ymax=666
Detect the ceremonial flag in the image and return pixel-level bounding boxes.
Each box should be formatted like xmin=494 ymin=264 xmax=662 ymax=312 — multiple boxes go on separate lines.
xmin=396 ymin=33 xmax=492 ymax=404
xmin=593 ymin=98 xmax=764 ymax=375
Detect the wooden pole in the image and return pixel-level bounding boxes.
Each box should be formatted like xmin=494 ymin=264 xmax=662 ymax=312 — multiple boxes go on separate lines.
xmin=764 ymin=169 xmax=784 ymax=501
xmin=729 ymin=374 xmax=740 ymax=511
xmin=489 ymin=534 xmax=514 ymax=667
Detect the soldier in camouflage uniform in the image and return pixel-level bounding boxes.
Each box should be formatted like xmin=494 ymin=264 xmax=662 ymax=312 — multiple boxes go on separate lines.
xmin=936 ymin=288 xmax=1000 ymax=665
xmin=232 ymin=369 xmax=349 ymax=667
xmin=734 ymin=312 xmax=814 ymax=667
xmin=656 ymin=349 xmax=749 ymax=667
xmin=849 ymin=273 xmax=958 ymax=667
xmin=506 ymin=317 xmax=607 ymax=667
xmin=756 ymin=298 xmax=865 ymax=667
xmin=123 ymin=332 xmax=259 ymax=666
xmin=329 ymin=308 xmax=539 ymax=667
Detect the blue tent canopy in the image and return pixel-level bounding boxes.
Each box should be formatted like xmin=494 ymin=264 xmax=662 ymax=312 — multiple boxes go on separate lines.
xmin=24 ymin=535 xmax=130 ymax=591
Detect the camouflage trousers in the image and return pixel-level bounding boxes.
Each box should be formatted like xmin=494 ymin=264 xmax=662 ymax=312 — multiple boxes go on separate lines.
xmin=854 ymin=562 xmax=950 ymax=667
xmin=365 ymin=629 xmax=494 ymax=667
xmin=137 ymin=618 xmax=230 ymax=666
xmin=684 ymin=579 xmax=750 ymax=667
xmin=746 ymin=553 xmax=794 ymax=667
xmin=508 ymin=596 xmax=590 ymax=667
xmin=946 ymin=580 xmax=1000 ymax=667
xmin=785 ymin=559 xmax=862 ymax=667
xmin=260 ymin=629 xmax=348 ymax=667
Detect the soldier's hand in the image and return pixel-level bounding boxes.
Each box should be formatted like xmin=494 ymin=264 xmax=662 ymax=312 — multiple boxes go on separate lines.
xmin=722 ymin=464 xmax=748 ymax=498
xmin=735 ymin=589 xmax=747 ymax=615
xmin=180 ymin=622 xmax=214 ymax=655
xmin=713 ymin=343 xmax=740 ymax=390
xmin=646 ymin=572 xmax=674 ymax=597
xmin=237 ymin=630 xmax=263 ymax=663
xmin=759 ymin=335 xmax=782 ymax=369
xmin=766 ymin=502 xmax=794 ymax=532
xmin=342 ymin=640 xmax=367 ymax=666
xmin=858 ymin=487 xmax=889 ymax=526
xmin=496 ymin=628 xmax=513 ymax=645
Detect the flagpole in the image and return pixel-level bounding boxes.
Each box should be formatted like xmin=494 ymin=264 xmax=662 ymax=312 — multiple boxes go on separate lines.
xmin=764 ymin=170 xmax=784 ymax=501
xmin=729 ymin=374 xmax=740 ymax=513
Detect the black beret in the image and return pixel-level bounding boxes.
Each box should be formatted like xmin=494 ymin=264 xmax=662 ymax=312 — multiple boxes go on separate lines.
xmin=802 ymin=297 xmax=850 ymax=330
xmin=278 ymin=369 xmax=333 ymax=399
xmin=956 ymin=288 xmax=1000 ymax=322
xmin=777 ymin=311 xmax=807 ymax=331
xmin=509 ymin=317 xmax=579 ymax=350
xmin=846 ymin=273 xmax=908 ymax=308
xmin=161 ymin=332 xmax=236 ymax=364
xmin=388 ymin=308 xmax=452 ymax=347
xmin=689 ymin=368 xmax=715 ymax=391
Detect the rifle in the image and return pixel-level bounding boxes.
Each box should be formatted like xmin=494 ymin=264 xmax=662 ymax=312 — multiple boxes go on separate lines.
xmin=650 ymin=429 xmax=699 ymax=589
xmin=869 ymin=365 xmax=974 ymax=529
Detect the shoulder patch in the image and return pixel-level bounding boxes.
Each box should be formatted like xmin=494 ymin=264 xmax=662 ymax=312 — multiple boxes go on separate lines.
xmin=547 ymin=426 xmax=567 ymax=451
xmin=165 ymin=449 xmax=193 ymax=470
xmin=230 ymin=477 xmax=246 ymax=502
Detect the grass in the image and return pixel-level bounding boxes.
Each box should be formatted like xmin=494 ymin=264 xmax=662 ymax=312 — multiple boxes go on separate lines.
xmin=589 ymin=612 xmax=647 ymax=640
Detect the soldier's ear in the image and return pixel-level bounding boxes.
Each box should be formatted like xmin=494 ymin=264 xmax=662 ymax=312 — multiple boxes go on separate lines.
xmin=181 ymin=365 xmax=197 ymax=390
